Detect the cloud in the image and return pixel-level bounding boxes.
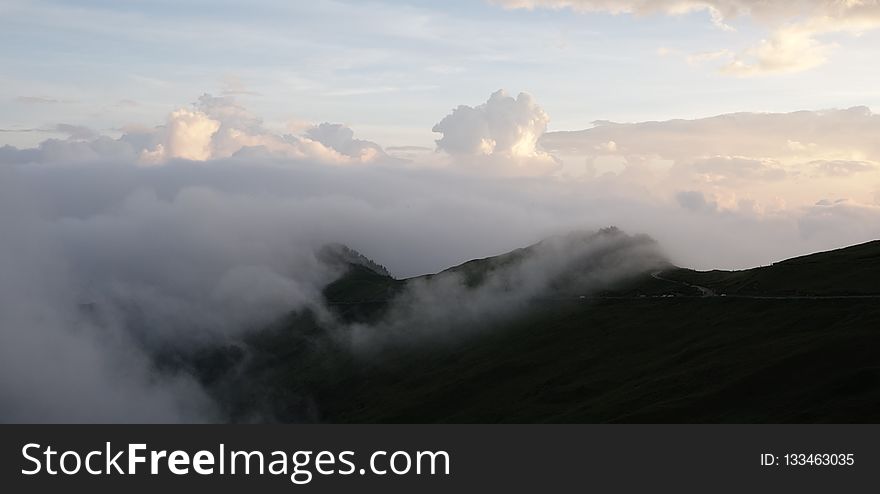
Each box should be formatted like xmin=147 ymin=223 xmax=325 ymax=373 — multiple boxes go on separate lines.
xmin=16 ymin=96 xmax=64 ymax=104
xmin=0 ymin=137 xmax=138 ymax=165
xmin=4 ymin=90 xmax=880 ymax=420
xmin=810 ymin=159 xmax=878 ymax=177
xmin=220 ymin=75 xmax=260 ymax=96
xmin=545 ymin=107 xmax=880 ymax=161
xmin=432 ymin=89 xmax=559 ymax=175
xmin=799 ymin=199 xmax=880 ymax=241
xmin=53 ymin=123 xmax=99 ymax=140
xmin=4 ymin=97 xmax=880 ymax=420
xmin=688 ymin=156 xmax=787 ymax=185
xmin=4 ymin=90 xmax=878 ymax=214
xmin=351 ymin=228 xmax=667 ymax=350
xmin=0 ymin=124 xmax=98 ymax=140
xmin=686 ymin=49 xmax=735 ymax=66
xmin=434 ymin=89 xmax=549 ymax=157
xmin=492 ymin=1 xmax=880 ymax=75
xmin=543 ymin=105 xmax=880 ymax=215
xmin=491 ymin=1 xmax=862 ymax=24
xmin=139 ymin=94 xmax=389 ymax=165
xmin=306 ymin=123 xmax=386 ymax=162
xmin=386 ymin=145 xmax=434 ymax=152
xmin=158 ymin=108 xmax=222 ymax=161
xmin=544 ymin=106 xmax=880 ymax=161
xmin=676 ymin=190 xmax=718 ymax=213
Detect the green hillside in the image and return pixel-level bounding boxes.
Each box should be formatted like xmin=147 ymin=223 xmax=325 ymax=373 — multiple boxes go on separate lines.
xmin=664 ymin=240 xmax=880 ymax=297
xmin=176 ymin=234 xmax=880 ymax=423
xmin=325 ymin=297 xmax=880 ymax=422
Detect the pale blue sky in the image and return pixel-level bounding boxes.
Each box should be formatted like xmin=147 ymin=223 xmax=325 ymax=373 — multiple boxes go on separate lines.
xmin=3 ymin=0 xmax=880 ymax=148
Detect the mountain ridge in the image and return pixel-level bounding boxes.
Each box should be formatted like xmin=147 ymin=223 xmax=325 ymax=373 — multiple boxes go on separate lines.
xmin=172 ymin=233 xmax=880 ymax=423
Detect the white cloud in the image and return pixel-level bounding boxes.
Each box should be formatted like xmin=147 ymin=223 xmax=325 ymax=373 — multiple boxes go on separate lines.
xmin=0 ymin=94 xmax=389 ymax=167
xmin=162 ymin=108 xmax=221 ymax=161
xmin=544 ymin=106 xmax=880 ymax=162
xmin=432 ymin=89 xmax=559 ymax=175
xmin=542 ymin=106 xmax=880 ymax=209
xmin=433 ymin=89 xmax=548 ymax=156
xmin=4 ymin=91 xmax=879 ymax=207
xmin=492 ymin=0 xmax=880 ymax=75
xmin=144 ymin=95 xmax=388 ymax=165
xmin=306 ymin=123 xmax=385 ymax=163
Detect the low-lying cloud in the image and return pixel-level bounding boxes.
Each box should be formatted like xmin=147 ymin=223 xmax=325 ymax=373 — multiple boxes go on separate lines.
xmin=1 ymin=94 xmax=388 ymax=167
xmin=2 ymin=90 xmax=880 ymax=422
xmin=350 ymin=229 xmax=667 ymax=350
xmin=542 ymin=106 xmax=880 ymax=213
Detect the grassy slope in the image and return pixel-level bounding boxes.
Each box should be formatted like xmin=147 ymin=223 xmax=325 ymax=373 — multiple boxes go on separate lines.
xmin=666 ymin=240 xmax=880 ymax=296
xmin=196 ymin=239 xmax=880 ymax=423
xmin=322 ymin=297 xmax=880 ymax=423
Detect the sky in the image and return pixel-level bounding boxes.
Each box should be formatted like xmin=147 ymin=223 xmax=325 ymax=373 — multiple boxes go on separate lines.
xmin=5 ymin=0 xmax=880 ymax=148
xmin=3 ymin=0 xmax=880 ymax=423
xmin=2 ymin=0 xmax=880 ymax=268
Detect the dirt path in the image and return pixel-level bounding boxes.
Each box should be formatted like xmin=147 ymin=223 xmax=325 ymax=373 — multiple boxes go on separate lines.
xmin=651 ymin=271 xmax=716 ymax=297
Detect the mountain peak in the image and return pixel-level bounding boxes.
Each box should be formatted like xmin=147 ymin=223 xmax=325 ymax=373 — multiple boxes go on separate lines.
xmin=317 ymin=243 xmax=392 ymax=277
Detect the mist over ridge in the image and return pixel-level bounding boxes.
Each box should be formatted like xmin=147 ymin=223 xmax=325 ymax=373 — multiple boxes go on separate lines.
xmin=2 ymin=88 xmax=880 ymax=423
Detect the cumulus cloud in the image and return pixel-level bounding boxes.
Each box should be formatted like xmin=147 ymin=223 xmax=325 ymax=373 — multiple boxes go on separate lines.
xmin=676 ymin=190 xmax=718 ymax=213
xmin=0 ymin=176 xmax=216 ymax=422
xmin=0 ymin=124 xmax=98 ymax=141
xmin=544 ymin=106 xmax=880 ymax=160
xmin=432 ymin=89 xmax=559 ymax=175
xmin=434 ymin=89 xmax=548 ymax=156
xmin=799 ymin=199 xmax=880 ymax=241
xmin=351 ymin=229 xmax=667 ymax=350
xmin=159 ymin=108 xmax=221 ymax=161
xmin=4 ymin=147 xmax=880 ymax=422
xmin=543 ymin=106 xmax=880 ymax=210
xmin=688 ymin=156 xmax=787 ymax=185
xmin=138 ymin=95 xmax=389 ymax=165
xmin=53 ymin=123 xmax=99 ymax=141
xmin=3 ymin=89 xmax=560 ymax=176
xmin=721 ymin=24 xmax=833 ymax=76
xmin=306 ymin=123 xmax=385 ymax=163
xmin=492 ymin=0 xmax=880 ymax=75
xmin=0 ymin=94 xmax=388 ymax=168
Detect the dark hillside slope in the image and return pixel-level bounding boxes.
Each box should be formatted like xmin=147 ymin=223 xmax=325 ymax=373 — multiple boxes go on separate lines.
xmin=664 ymin=240 xmax=880 ymax=296
xmin=323 ymin=296 xmax=880 ymax=422
xmin=184 ymin=236 xmax=880 ymax=423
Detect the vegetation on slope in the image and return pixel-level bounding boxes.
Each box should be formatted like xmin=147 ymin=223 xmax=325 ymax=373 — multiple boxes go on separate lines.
xmin=172 ymin=235 xmax=880 ymax=423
